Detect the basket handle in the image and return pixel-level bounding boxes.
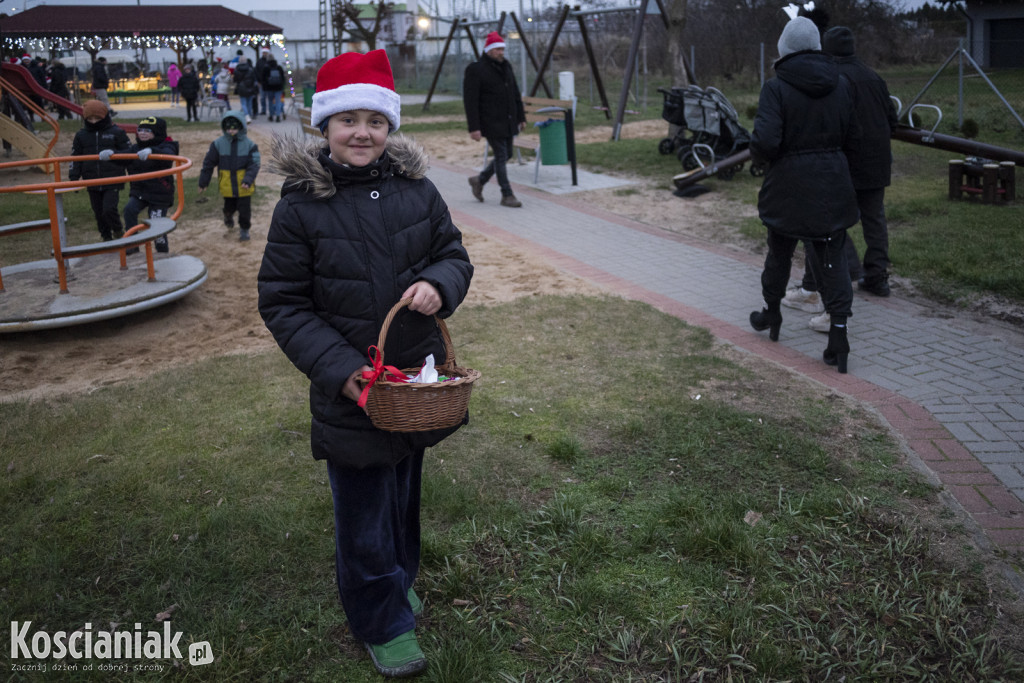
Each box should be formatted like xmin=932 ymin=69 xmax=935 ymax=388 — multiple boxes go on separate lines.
xmin=376 ymin=297 xmax=457 ymax=369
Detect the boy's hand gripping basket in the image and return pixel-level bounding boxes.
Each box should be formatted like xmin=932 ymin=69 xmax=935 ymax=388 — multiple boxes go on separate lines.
xmin=357 ymin=298 xmax=481 ymax=432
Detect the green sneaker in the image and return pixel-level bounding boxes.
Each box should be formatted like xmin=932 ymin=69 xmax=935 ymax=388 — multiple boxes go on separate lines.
xmin=407 ymin=588 xmax=423 ymax=617
xmin=365 ymin=630 xmax=427 ymax=678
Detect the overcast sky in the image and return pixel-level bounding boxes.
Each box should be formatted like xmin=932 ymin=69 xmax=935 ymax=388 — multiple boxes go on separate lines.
xmin=4 ymin=0 xmax=937 ymax=17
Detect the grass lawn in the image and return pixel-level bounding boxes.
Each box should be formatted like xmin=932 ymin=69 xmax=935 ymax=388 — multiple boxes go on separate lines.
xmin=2 ymin=296 xmax=1023 ymax=680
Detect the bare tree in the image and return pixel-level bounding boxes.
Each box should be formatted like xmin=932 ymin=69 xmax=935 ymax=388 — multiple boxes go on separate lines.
xmin=664 ymin=0 xmax=690 ymax=86
xmin=332 ymin=1 xmax=395 ymax=52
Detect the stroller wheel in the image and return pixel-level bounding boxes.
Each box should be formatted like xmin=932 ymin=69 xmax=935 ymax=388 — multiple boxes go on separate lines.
xmin=719 ymin=165 xmax=738 ymax=181
xmin=681 ymin=146 xmax=711 ymax=172
xmin=658 ymin=138 xmax=675 ymax=155
xmin=750 ymin=162 xmax=767 ymax=178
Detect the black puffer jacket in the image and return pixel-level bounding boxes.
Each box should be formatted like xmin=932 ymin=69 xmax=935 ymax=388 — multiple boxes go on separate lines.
xmin=831 ymin=56 xmax=897 ymax=190
xmin=177 ymin=70 xmax=201 ymax=100
xmin=126 ymin=137 xmax=179 ymax=205
xmin=233 ymin=61 xmax=257 ymax=98
xmin=68 ymin=115 xmax=131 ymax=189
xmin=91 ymin=61 xmax=109 ymax=90
xmin=751 ymin=51 xmax=859 ymax=240
xmin=463 ymin=54 xmax=525 ymax=139
xmin=257 ymin=135 xmax=474 ymax=468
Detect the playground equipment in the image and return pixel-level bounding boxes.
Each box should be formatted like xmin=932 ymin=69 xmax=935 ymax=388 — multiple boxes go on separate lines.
xmin=421 ymin=0 xmax=691 ymax=139
xmin=671 ymin=104 xmax=1024 ymax=196
xmin=1 ymin=62 xmax=138 ymax=136
xmin=0 ymin=153 xmax=206 ymax=333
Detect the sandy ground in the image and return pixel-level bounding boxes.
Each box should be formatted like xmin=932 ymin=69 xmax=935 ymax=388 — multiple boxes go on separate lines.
xmin=3 ymin=122 xmax=672 ymax=402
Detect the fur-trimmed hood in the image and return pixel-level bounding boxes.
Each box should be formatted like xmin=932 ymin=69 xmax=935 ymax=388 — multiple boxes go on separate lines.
xmin=267 ymin=133 xmax=428 ymax=200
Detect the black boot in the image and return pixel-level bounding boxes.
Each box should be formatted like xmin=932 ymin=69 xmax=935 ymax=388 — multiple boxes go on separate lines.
xmin=823 ymin=318 xmax=850 ymax=374
xmin=749 ymin=304 xmax=782 ymax=342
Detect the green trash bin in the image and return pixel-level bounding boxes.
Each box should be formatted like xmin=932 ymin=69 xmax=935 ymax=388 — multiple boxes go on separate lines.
xmin=537 ymin=119 xmax=568 ymax=166
xmin=303 ymin=84 xmax=315 ymax=108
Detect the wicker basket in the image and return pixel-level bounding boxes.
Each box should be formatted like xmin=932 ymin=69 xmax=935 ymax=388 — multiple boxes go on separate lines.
xmin=357 ymin=298 xmax=481 ymax=433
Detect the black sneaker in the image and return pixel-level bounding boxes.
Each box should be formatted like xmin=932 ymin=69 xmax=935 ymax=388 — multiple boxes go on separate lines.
xmin=857 ymin=276 xmax=890 ymax=297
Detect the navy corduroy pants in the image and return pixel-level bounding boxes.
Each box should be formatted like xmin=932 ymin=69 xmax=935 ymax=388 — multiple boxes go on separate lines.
xmin=326 ymin=449 xmax=424 ymax=644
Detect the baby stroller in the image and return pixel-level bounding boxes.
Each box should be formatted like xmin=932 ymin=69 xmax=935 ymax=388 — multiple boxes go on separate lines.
xmin=658 ymin=85 xmax=758 ymax=180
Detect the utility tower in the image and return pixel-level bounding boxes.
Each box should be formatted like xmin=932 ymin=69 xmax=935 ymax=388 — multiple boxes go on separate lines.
xmin=319 ymin=0 xmax=345 ymax=63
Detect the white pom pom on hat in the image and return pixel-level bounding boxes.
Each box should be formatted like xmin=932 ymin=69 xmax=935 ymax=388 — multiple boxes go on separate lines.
xmin=483 ymin=31 xmax=506 ymax=53
xmin=311 ymin=50 xmax=401 ymax=131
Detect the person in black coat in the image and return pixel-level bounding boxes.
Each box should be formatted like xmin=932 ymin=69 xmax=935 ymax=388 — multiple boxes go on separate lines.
xmin=47 ymin=60 xmax=72 ymax=119
xmin=258 ymin=51 xmax=472 ymax=679
xmin=68 ymin=99 xmax=131 ymax=241
xmin=27 ymin=57 xmax=47 ymax=111
xmin=824 ymin=26 xmax=899 ymax=297
xmin=463 ymin=31 xmax=526 ymax=207
xmin=260 ymin=58 xmax=286 ymax=122
xmin=255 ymin=49 xmax=272 ymax=116
xmin=91 ymin=56 xmax=112 ymax=110
xmin=232 ymin=57 xmax=258 ymax=122
xmin=177 ymin=64 xmax=201 ymax=122
xmin=748 ymin=17 xmax=859 ymax=373
xmin=124 ymin=116 xmax=179 ymax=253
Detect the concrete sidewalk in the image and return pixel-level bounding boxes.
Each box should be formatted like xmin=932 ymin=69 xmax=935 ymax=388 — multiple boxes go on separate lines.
xmin=427 ymin=159 xmax=1024 ymax=560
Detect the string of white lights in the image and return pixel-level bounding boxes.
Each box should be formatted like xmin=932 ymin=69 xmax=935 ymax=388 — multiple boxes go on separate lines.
xmin=3 ymin=33 xmax=287 ymax=53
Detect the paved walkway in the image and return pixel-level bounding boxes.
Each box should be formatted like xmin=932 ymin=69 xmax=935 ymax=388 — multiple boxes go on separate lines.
xmin=427 ymin=159 xmax=1024 ymax=560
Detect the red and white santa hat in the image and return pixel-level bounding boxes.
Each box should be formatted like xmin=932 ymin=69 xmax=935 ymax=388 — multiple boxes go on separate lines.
xmin=311 ymin=50 xmax=401 ymax=131
xmin=483 ymin=32 xmax=506 ymax=53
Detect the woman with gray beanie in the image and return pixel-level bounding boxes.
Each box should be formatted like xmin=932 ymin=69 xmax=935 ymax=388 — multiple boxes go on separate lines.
xmin=748 ymin=16 xmax=859 ymax=373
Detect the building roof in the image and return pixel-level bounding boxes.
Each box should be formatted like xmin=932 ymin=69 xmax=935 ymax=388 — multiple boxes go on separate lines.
xmin=1 ymin=5 xmax=282 ymax=39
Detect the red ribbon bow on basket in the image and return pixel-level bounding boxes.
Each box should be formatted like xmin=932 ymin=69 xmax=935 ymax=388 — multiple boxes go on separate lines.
xmin=357 ymin=345 xmax=410 ymax=408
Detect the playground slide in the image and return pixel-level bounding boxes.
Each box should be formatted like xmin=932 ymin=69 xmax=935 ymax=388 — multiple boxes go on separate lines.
xmin=1 ymin=62 xmax=82 ymax=116
xmin=0 ymin=114 xmax=48 ymax=159
xmin=0 ymin=63 xmax=137 ymax=134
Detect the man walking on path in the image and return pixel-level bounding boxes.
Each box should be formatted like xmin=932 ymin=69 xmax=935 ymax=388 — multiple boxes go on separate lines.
xmin=92 ymin=56 xmax=113 ymax=114
xmin=255 ymin=49 xmax=272 ymax=117
xmin=463 ymin=31 xmax=526 ymax=208
xmin=824 ymin=25 xmax=898 ymax=298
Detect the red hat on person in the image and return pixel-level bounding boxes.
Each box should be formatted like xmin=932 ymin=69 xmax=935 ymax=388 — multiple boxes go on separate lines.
xmin=311 ymin=50 xmax=400 ymax=131
xmin=483 ymin=32 xmax=506 ymax=53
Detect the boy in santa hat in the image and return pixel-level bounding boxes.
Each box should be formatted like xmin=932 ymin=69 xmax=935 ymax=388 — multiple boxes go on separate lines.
xmin=257 ymin=50 xmax=473 ymax=678
xmin=463 ymin=31 xmax=526 ymax=207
